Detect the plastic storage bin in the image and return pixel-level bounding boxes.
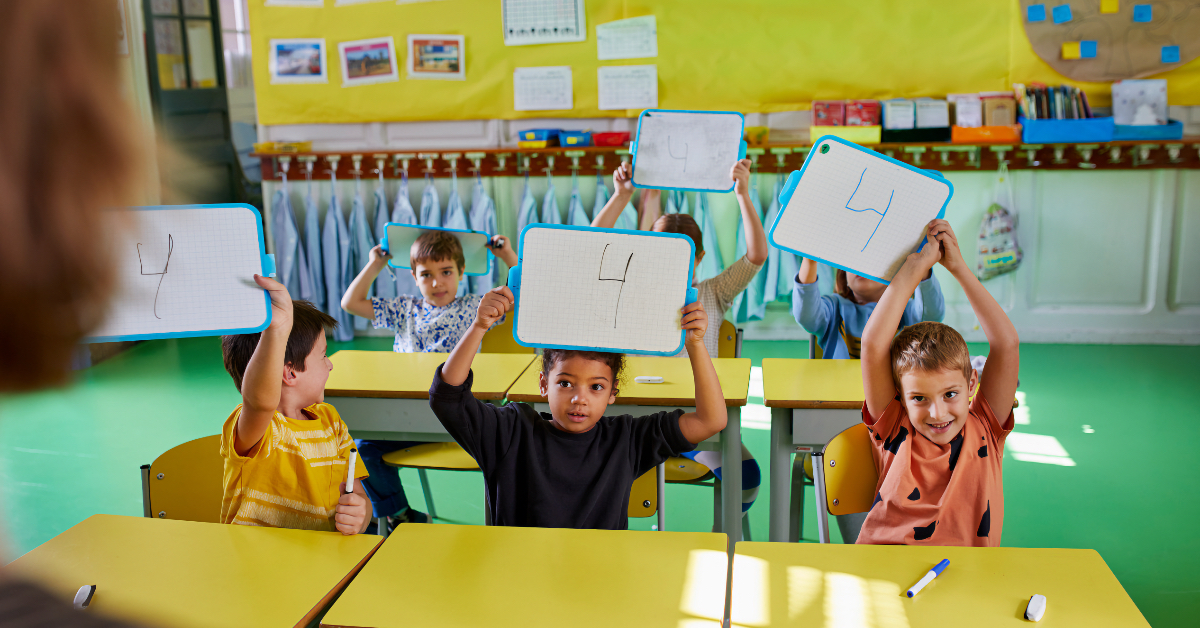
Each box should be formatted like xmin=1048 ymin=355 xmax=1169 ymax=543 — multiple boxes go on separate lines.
xmin=951 ymin=125 xmax=1023 ymax=143
xmin=1112 ymin=120 xmax=1184 ymax=141
xmin=882 ymin=127 xmax=952 ymax=143
xmin=810 ymin=125 xmax=882 ymax=145
xmin=592 ymin=131 xmax=630 ymax=146
xmin=517 ymin=129 xmax=560 ymax=148
xmin=558 ymin=130 xmax=592 ymax=146
xmin=1019 ymin=117 xmax=1114 ymax=143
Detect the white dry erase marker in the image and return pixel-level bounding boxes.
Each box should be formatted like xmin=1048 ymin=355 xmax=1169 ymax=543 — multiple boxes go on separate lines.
xmin=73 ymin=585 xmax=96 ymax=610
xmin=345 ymin=447 xmax=358 ymax=493
xmin=634 ymin=376 xmax=664 ymax=384
xmin=1025 ymin=594 xmax=1047 ymax=621
xmin=906 ymin=559 xmax=950 ymax=597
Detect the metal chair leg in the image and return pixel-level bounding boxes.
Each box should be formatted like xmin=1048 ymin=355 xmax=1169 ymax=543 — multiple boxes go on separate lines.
xmin=812 ymin=452 xmax=831 ymax=544
xmin=417 ymin=468 xmax=437 ymax=520
xmin=484 ymin=487 xmax=491 ymax=526
xmin=377 ymin=516 xmax=389 ymax=538
xmin=140 ymin=464 xmax=152 ymax=518
xmin=656 ymin=462 xmax=666 ymax=531
xmin=712 ymin=478 xmax=723 ymax=533
xmin=789 ymin=453 xmax=808 ymax=542
xmin=742 ymin=512 xmax=752 ymax=541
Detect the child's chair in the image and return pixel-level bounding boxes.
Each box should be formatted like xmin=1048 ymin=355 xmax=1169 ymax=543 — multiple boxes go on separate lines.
xmin=381 ymin=441 xmax=482 ymax=533
xmin=811 ymin=423 xmax=878 ymax=543
xmin=139 ymin=435 xmax=223 ymax=523
xmin=628 ymin=468 xmax=659 ymax=519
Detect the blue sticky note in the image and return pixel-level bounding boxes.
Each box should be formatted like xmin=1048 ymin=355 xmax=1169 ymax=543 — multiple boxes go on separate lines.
xmin=1052 ymin=4 xmax=1073 ymax=23
xmin=1081 ymin=41 xmax=1098 ymax=58
xmin=1027 ymin=4 xmax=1047 ymax=22
xmin=1162 ymin=45 xmax=1180 ymax=63
xmin=1133 ymin=4 xmax=1152 ymax=21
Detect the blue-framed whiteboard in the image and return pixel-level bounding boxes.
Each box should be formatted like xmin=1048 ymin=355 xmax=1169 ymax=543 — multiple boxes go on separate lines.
xmin=630 ymin=109 xmax=748 ymax=193
xmin=768 ymin=135 xmax=953 ymax=284
xmin=381 ymin=223 xmax=493 ymax=276
xmin=508 ymin=224 xmax=699 ymax=356
xmin=87 ymin=204 xmax=274 ymax=343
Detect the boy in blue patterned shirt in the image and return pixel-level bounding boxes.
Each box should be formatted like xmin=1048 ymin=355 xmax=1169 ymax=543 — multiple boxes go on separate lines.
xmin=342 ymin=230 xmax=517 ymax=528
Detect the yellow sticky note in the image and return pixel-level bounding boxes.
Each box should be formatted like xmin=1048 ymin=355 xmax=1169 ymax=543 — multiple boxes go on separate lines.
xmin=1101 ymin=0 xmax=1119 ymax=13
xmin=1062 ymin=41 xmax=1082 ymax=60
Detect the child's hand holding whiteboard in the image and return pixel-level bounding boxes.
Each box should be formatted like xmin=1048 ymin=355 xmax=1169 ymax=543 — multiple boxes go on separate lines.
xmin=768 ymin=136 xmax=954 ymax=283
xmin=631 ymin=109 xmax=747 ymax=193
xmin=508 ymin=225 xmax=698 ymax=355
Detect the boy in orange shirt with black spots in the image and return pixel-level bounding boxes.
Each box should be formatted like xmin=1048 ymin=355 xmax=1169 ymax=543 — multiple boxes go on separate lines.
xmin=858 ymin=219 xmax=1019 ymax=546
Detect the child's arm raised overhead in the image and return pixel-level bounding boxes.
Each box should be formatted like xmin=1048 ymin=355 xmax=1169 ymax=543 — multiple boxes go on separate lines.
xmin=930 ymin=219 xmax=1019 ymax=414
xmin=732 ymin=159 xmax=768 ymax=265
xmin=441 ymin=286 xmax=514 ymax=386
xmin=341 ymin=245 xmax=391 ymax=319
xmin=638 ymin=188 xmax=661 ymax=231
xmin=676 ymin=301 xmax=728 ymax=444
xmin=488 ymin=235 xmax=519 ymax=269
xmin=235 ymin=275 xmax=293 ymax=455
xmin=591 ymin=163 xmax=635 ymax=229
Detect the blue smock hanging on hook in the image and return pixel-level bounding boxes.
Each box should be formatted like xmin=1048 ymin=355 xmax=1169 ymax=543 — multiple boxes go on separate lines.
xmin=303 ymin=173 xmax=325 ymax=308
xmin=517 ymin=172 xmax=538 ymax=233
xmin=347 ymin=171 xmax=374 ymax=331
xmin=732 ymin=174 xmax=767 ymax=323
xmin=693 ymin=191 xmax=724 ymax=282
xmin=270 ymin=166 xmax=313 ymax=302
xmin=420 ymin=172 xmax=442 ymax=228
xmin=442 ymin=170 xmax=470 ymax=297
xmin=541 ymin=170 xmax=562 ymax=225
xmin=372 ymin=165 xmax=396 ymax=302
xmin=468 ymin=172 xmax=499 ymax=294
xmin=321 ymin=166 xmax=354 ymax=341
xmin=391 ymin=170 xmax=420 ymax=297
xmin=567 ymin=171 xmax=589 ymax=226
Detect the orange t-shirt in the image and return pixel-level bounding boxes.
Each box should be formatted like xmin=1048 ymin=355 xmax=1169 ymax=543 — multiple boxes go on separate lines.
xmin=857 ymin=393 xmax=1014 ymax=547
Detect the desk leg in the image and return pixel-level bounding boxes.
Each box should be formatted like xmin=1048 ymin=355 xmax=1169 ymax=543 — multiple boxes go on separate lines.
xmin=768 ymin=406 xmax=792 ymax=543
xmin=656 ymin=463 xmax=666 ymax=531
xmin=722 ymin=406 xmax=742 ymax=549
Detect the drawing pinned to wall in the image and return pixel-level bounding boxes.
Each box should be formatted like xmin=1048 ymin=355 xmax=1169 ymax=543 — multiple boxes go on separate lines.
xmin=501 ymin=0 xmax=587 ymax=46
xmin=1019 ymin=0 xmax=1200 ymax=81
xmin=513 ymin=66 xmax=573 ymax=111
xmin=338 ymin=36 xmax=399 ymax=87
xmin=407 ymin=34 xmax=465 ymax=80
xmin=597 ymin=65 xmax=657 ymax=110
xmin=270 ymin=39 xmax=327 ymax=84
xmin=630 ymin=109 xmax=746 ymax=193
xmin=596 ymin=15 xmax=658 ymax=60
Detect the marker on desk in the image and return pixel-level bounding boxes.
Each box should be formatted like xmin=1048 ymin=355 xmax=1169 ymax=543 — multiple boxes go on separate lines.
xmin=346 ymin=447 xmax=358 ymax=493
xmin=906 ymin=559 xmax=949 ymax=597
xmin=634 ymin=376 xmax=664 ymax=384
xmin=73 ymin=585 xmax=96 ymax=610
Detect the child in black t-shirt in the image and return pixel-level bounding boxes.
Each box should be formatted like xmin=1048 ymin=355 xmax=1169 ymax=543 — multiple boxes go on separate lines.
xmin=428 ymin=286 xmax=727 ymax=529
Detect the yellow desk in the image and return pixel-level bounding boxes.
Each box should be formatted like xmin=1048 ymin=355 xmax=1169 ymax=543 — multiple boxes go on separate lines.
xmin=5 ymin=514 xmax=382 ymax=628
xmin=321 ymin=524 xmax=730 ymax=628
xmin=730 ymin=542 xmax=1149 ymax=627
xmin=762 ymin=359 xmax=864 ymax=542
xmin=324 ymin=351 xmax=537 ymax=441
xmin=508 ymin=356 xmax=752 ymax=544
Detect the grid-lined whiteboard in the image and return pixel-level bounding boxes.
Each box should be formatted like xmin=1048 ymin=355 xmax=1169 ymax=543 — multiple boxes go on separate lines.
xmin=514 ymin=227 xmax=693 ymax=354
xmin=631 ymin=110 xmax=744 ymax=192
xmin=88 ymin=205 xmax=271 ymax=342
xmin=769 ymin=138 xmax=952 ymax=282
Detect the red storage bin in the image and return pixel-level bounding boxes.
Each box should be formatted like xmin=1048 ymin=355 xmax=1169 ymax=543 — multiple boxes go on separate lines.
xmin=592 ymin=132 xmax=630 ymax=146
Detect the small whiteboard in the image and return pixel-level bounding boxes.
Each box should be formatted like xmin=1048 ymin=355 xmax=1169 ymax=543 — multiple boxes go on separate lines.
xmin=382 ymin=223 xmax=493 ymax=276
xmin=510 ymin=225 xmax=697 ymax=355
xmin=88 ymin=204 xmax=273 ymax=343
xmin=631 ymin=109 xmax=747 ymax=193
xmin=768 ymin=136 xmax=953 ymax=283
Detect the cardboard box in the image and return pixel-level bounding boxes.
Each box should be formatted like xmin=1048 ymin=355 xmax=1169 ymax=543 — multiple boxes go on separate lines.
xmin=812 ymin=100 xmax=845 ymax=126
xmin=883 ymin=99 xmax=915 ymax=130
xmin=983 ymin=97 xmax=1017 ymax=126
xmin=845 ymin=100 xmax=881 ymax=126
xmin=948 ymin=93 xmax=983 ymax=128
xmin=915 ymin=98 xmax=950 ymax=128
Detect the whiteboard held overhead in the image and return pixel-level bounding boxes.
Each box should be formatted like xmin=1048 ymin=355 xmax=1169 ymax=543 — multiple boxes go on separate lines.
xmin=508 ymin=225 xmax=698 ymax=356
xmin=768 ymin=136 xmax=953 ymax=283
xmin=382 ymin=223 xmax=493 ymax=276
xmin=631 ymin=109 xmax=747 ymax=193
xmin=88 ymin=204 xmax=274 ymax=343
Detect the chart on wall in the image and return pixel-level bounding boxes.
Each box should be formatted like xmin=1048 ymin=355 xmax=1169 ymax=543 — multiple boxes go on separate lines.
xmin=1020 ymin=0 xmax=1199 ymax=81
xmin=502 ymin=0 xmax=587 ymax=46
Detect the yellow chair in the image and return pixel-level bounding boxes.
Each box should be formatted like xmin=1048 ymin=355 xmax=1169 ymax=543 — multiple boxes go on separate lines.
xmin=139 ymin=435 xmax=223 ymax=523
xmin=812 ymin=423 xmax=878 ymax=543
xmin=628 ymin=468 xmax=659 ymax=519
xmin=480 ymin=316 xmax=535 ymax=354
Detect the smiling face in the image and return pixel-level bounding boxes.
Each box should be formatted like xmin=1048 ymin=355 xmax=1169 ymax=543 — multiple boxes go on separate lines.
xmin=538 ymin=356 xmax=618 ymax=434
xmin=287 ymin=328 xmax=334 ymax=407
xmin=898 ymin=367 xmax=978 ymax=445
xmin=412 ymin=258 xmax=463 ymax=307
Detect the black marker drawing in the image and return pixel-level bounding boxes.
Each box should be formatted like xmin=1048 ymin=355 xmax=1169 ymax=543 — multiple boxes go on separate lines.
xmin=845 ymin=168 xmax=893 ymax=252
xmin=667 ymin=135 xmax=688 ymax=172
xmin=137 ymin=234 xmax=173 ymax=320
xmin=598 ymin=243 xmax=634 ymax=328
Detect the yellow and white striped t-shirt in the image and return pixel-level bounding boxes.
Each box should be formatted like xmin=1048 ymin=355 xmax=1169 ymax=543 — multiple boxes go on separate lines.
xmin=220 ymin=403 xmax=369 ymax=531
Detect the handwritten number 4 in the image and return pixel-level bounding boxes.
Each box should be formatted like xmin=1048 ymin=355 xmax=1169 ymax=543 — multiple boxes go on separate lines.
xmin=845 ymin=168 xmax=893 ymax=252
xmin=137 ymin=234 xmax=173 ymax=320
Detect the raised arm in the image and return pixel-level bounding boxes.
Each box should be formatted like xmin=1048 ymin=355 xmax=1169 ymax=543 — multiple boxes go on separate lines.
xmin=732 ymin=159 xmax=767 ymax=265
xmin=487 ymin=235 xmax=519 ymax=269
xmin=676 ymin=301 xmax=727 ymax=443
xmin=591 ymin=163 xmax=634 ymax=229
xmin=341 ymin=245 xmax=390 ymax=319
xmin=235 ymin=275 xmax=293 ymax=455
xmin=796 ymin=258 xmax=819 ymax=285
xmin=638 ymin=189 xmax=661 ymax=231
xmin=441 ymin=286 xmax=513 ymax=386
xmin=930 ymin=219 xmax=1019 ymax=415
xmin=791 ymin=258 xmax=833 ymax=337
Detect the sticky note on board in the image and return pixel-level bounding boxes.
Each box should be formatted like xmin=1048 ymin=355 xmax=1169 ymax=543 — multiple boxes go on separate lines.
xmin=1062 ymin=41 xmax=1082 ymax=59
xmin=1132 ymin=4 xmax=1152 ymax=21
xmin=1081 ymin=41 xmax=1098 ymax=58
xmin=768 ymin=136 xmax=953 ymax=284
xmin=1162 ymin=45 xmax=1181 ymax=63
xmin=1100 ymin=0 xmax=1118 ymax=13
xmin=1052 ymin=4 xmax=1073 ymax=23
xmin=382 ymin=223 xmax=493 ymax=275
xmin=1027 ymin=4 xmax=1046 ymax=21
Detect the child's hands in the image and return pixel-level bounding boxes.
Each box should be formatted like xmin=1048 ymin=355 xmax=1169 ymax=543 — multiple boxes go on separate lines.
xmin=368 ymin=244 xmax=392 ymax=267
xmin=680 ymin=301 xmax=708 ymax=346
xmin=335 ymin=483 xmax=368 ymax=535
xmin=927 ymin=219 xmax=967 ymax=275
xmin=612 ymin=163 xmax=634 ymax=197
xmin=488 ymin=235 xmax=518 ymax=267
xmin=730 ymin=159 xmax=753 ymax=195
xmin=474 ymin=286 xmax=514 ymax=331
xmin=255 ymin=274 xmax=293 ymax=333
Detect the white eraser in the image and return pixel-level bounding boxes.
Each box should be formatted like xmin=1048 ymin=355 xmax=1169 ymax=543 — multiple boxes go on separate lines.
xmin=1025 ymin=594 xmax=1046 ymax=622
xmin=634 ymin=376 xmax=664 ymax=384
xmin=74 ymin=585 xmax=96 ymax=610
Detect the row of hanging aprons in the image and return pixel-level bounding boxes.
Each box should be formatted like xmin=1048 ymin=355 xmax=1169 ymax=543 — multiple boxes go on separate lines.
xmin=270 ymin=167 xmax=500 ymax=342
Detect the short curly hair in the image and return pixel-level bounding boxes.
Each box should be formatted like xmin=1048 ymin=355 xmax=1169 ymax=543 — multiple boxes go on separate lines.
xmin=541 ymin=349 xmax=625 ymax=393
xmin=890 ymin=321 xmax=972 ymax=392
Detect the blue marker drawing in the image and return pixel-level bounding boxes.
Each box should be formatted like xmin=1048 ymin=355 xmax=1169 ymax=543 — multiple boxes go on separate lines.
xmin=845 ymin=168 xmax=893 ymax=252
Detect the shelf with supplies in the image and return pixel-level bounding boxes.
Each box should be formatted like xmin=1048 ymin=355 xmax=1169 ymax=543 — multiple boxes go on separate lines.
xmin=253 ymin=137 xmax=1200 ymax=182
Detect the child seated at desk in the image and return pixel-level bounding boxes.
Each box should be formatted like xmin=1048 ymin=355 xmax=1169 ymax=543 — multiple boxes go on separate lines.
xmin=427 ymin=287 xmax=727 ymax=529
xmin=341 ymin=230 xmax=518 ymax=530
xmin=858 ymin=220 xmax=1018 ymax=546
xmin=219 ymin=276 xmax=371 ymax=534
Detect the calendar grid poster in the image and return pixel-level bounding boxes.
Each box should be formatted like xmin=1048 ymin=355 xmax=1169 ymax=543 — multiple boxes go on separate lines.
xmin=502 ymin=0 xmax=587 ymax=46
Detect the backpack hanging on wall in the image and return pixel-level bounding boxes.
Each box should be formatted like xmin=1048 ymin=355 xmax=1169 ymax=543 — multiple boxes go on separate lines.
xmin=976 ymin=161 xmax=1023 ymax=280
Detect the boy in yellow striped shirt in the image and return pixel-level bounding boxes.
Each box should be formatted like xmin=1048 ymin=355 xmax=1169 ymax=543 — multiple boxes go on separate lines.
xmin=219 ymin=275 xmax=371 ymax=534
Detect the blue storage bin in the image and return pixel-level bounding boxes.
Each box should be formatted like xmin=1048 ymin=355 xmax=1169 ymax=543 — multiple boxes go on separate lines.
xmin=1113 ymin=120 xmax=1184 ymax=141
xmin=518 ymin=129 xmax=561 ymax=142
xmin=1019 ymin=117 xmax=1114 ymax=143
xmin=558 ymin=130 xmax=592 ymax=146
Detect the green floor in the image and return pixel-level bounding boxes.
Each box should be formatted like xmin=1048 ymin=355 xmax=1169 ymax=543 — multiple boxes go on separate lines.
xmin=1 ymin=337 xmax=1196 ymax=626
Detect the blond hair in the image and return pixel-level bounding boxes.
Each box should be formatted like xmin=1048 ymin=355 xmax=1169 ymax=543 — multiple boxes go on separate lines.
xmin=890 ymin=321 xmax=971 ymax=391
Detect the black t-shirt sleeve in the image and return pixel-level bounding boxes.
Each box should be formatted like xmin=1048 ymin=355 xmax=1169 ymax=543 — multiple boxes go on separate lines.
xmin=627 ymin=409 xmax=694 ymax=475
xmin=428 ymin=364 xmax=524 ymax=475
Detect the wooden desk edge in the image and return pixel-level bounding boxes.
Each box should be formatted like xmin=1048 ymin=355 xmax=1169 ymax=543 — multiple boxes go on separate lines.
xmin=507 ymin=393 xmax=747 ymax=407
xmin=325 ymin=389 xmax=506 ymax=401
xmin=763 ymin=399 xmax=863 ymax=409
xmin=303 ymin=536 xmax=384 ymax=628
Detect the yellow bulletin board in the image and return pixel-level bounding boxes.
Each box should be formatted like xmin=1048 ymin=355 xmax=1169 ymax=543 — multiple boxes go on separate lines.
xmin=249 ymin=0 xmax=1200 ymax=126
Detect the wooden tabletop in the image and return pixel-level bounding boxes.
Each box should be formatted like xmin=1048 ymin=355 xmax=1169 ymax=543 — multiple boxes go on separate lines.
xmin=730 ymin=542 xmax=1148 ymax=627
xmin=761 ymin=358 xmax=864 ymax=409
xmin=6 ymin=514 xmax=382 ymax=628
xmin=321 ymin=524 xmax=729 ymax=628
xmin=506 ymin=356 xmax=752 ymax=406
xmin=324 ymin=351 xmax=537 ymax=401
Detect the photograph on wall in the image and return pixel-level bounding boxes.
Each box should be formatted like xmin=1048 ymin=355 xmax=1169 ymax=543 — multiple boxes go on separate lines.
xmin=338 ymin=36 xmax=399 ymax=86
xmin=407 ymin=34 xmax=465 ymax=80
xmin=269 ymin=39 xmax=328 ymax=84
